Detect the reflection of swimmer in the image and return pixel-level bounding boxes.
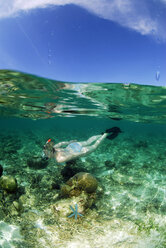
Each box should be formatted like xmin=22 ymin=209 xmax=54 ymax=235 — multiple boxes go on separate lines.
xmin=43 ymin=127 xmax=121 ymax=163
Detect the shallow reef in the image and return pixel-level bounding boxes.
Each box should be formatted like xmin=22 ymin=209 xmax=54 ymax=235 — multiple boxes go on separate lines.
xmin=0 ymin=125 xmax=166 ymax=248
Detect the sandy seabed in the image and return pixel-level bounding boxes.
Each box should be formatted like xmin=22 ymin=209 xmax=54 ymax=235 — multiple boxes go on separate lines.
xmin=0 ymin=125 xmax=166 ymax=248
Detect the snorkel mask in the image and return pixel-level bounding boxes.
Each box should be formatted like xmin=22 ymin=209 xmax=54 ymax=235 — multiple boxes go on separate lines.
xmin=43 ymin=139 xmax=55 ymax=158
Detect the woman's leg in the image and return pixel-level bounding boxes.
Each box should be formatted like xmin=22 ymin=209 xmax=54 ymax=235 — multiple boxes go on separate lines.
xmin=80 ymin=133 xmax=107 ymax=155
xmin=79 ymin=135 xmax=102 ymax=146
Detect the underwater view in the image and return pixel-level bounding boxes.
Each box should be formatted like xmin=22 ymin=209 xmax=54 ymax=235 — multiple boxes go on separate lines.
xmin=0 ymin=70 xmax=166 ymax=248
xmin=0 ymin=0 xmax=166 ymax=246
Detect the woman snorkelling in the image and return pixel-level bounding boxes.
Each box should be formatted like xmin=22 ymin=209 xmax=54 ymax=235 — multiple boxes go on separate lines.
xmin=43 ymin=127 xmax=121 ymax=164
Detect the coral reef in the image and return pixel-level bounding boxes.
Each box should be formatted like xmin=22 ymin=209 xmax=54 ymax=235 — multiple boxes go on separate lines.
xmin=0 ymin=135 xmax=21 ymax=160
xmin=0 ymin=175 xmax=18 ymax=193
xmin=0 ymin=122 xmax=166 ymax=247
xmin=61 ymin=159 xmax=88 ymax=180
xmin=61 ymin=172 xmax=98 ymax=197
xmin=27 ymin=156 xmax=48 ymax=169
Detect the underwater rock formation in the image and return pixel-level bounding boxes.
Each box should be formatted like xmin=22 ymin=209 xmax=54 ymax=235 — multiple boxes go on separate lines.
xmin=0 ymin=175 xmax=18 ymax=193
xmin=27 ymin=156 xmax=48 ymax=169
xmin=58 ymin=172 xmax=98 ymax=219
xmin=104 ymin=160 xmax=116 ymax=169
xmin=61 ymin=159 xmax=87 ymax=180
xmin=61 ymin=172 xmax=98 ymax=197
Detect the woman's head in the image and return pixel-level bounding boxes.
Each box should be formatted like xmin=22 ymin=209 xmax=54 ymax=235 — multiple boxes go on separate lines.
xmin=43 ymin=139 xmax=55 ymax=158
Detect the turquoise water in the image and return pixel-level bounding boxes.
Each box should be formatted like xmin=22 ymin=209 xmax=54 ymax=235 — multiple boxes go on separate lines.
xmin=0 ymin=70 xmax=166 ymax=248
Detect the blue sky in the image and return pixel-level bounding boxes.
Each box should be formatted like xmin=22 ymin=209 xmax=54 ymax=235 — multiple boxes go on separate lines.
xmin=0 ymin=0 xmax=166 ymax=86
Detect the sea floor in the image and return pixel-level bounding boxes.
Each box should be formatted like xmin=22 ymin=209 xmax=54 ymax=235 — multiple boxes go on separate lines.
xmin=0 ymin=121 xmax=166 ymax=248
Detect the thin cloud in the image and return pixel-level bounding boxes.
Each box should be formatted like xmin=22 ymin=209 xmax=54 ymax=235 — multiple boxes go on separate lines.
xmin=0 ymin=0 xmax=165 ymax=40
